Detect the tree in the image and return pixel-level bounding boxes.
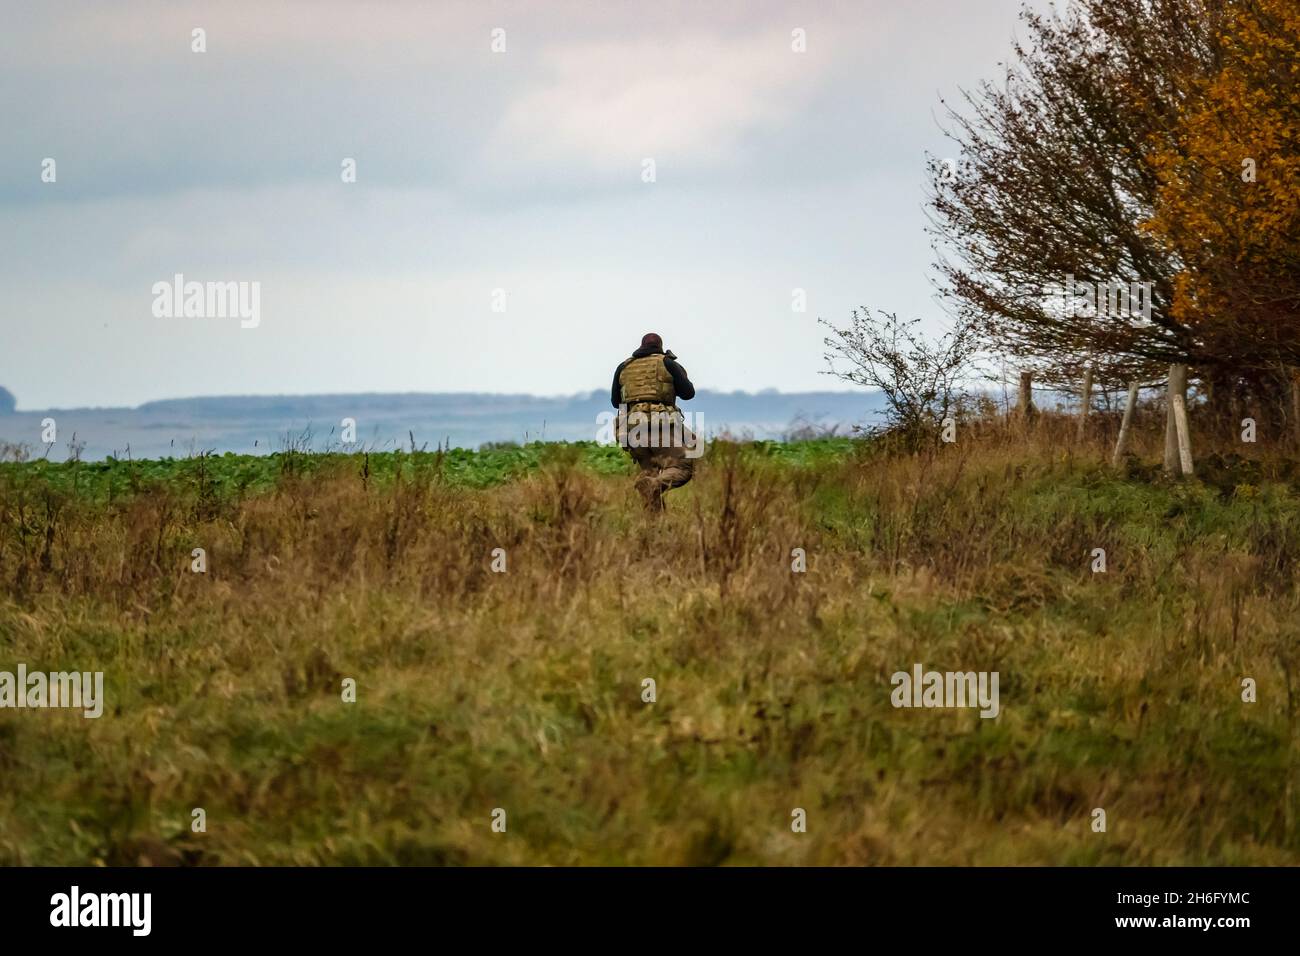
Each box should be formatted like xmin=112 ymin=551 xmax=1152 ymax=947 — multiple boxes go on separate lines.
xmin=927 ymin=0 xmax=1225 ymax=388
xmin=821 ymin=309 xmax=978 ymax=448
xmin=1145 ymin=0 xmax=1300 ymax=386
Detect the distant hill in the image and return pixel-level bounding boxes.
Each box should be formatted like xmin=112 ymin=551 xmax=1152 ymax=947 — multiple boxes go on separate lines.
xmin=0 ymin=389 xmax=884 ymax=461
xmin=0 ymin=386 xmax=15 ymax=415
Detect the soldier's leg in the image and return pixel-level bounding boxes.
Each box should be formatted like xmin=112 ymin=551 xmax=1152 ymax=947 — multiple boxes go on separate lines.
xmin=628 ymin=445 xmax=663 ymax=510
xmin=640 ymin=444 xmax=695 ymax=511
xmin=629 ymin=411 xmax=700 ymax=511
xmin=656 ymin=420 xmax=698 ymax=493
xmin=658 ymin=454 xmax=694 ymax=493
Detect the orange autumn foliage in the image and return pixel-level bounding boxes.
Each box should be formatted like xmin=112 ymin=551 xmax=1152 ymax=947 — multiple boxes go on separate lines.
xmin=1147 ymin=0 xmax=1300 ymax=368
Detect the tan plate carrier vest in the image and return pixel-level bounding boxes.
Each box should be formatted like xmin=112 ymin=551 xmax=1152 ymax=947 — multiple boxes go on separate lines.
xmin=619 ymin=354 xmax=676 ymax=406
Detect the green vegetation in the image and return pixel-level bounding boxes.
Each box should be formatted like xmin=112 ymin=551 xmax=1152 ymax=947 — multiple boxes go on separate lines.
xmin=0 ymin=442 xmax=634 ymax=502
xmin=1 ymin=429 xmax=1297 ymax=865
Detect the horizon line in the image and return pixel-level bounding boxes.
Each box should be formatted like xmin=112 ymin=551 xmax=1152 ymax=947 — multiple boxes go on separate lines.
xmin=0 ymin=384 xmax=879 ymax=415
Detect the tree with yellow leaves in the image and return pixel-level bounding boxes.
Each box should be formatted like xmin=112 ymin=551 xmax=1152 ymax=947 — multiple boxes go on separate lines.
xmin=1146 ymin=0 xmax=1300 ymax=412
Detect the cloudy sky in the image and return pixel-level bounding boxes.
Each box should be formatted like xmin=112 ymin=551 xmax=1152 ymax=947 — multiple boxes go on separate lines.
xmin=1 ymin=0 xmax=1033 ymax=409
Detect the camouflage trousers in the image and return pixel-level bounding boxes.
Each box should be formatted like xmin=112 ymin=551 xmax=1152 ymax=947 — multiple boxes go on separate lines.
xmin=618 ymin=403 xmax=698 ymax=512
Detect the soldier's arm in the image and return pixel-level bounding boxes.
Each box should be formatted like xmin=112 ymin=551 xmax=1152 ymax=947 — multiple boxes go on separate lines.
xmin=664 ymin=357 xmax=695 ymax=401
xmin=611 ymin=361 xmax=628 ymax=408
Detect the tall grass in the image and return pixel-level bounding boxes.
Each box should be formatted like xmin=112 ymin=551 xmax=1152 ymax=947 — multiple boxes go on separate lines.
xmin=0 ymin=421 xmax=1297 ymax=864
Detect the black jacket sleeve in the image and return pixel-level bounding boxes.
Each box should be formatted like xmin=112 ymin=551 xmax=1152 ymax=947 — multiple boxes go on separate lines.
xmin=611 ymin=360 xmax=628 ymax=408
xmin=664 ymin=358 xmax=695 ymax=401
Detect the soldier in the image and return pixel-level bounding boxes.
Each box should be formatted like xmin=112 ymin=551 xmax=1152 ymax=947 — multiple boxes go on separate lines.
xmin=611 ymin=333 xmax=698 ymax=511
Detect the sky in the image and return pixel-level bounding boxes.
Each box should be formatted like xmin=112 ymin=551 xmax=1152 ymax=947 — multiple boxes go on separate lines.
xmin=0 ymin=0 xmax=1036 ymax=410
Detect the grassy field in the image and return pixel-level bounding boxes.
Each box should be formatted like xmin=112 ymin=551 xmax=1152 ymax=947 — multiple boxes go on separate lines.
xmin=1 ymin=418 xmax=1298 ymax=865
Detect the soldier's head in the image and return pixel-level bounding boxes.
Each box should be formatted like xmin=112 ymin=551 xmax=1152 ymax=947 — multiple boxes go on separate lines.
xmin=640 ymin=332 xmax=663 ymax=350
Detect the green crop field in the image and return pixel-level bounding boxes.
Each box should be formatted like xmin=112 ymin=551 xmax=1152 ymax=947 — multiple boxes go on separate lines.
xmin=1 ymin=428 xmax=1298 ymax=865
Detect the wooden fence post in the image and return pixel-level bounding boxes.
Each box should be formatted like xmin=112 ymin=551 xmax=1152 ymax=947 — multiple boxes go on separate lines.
xmin=1112 ymin=381 xmax=1139 ymax=467
xmin=1164 ymin=368 xmax=1180 ymax=474
xmin=1166 ymin=363 xmax=1194 ymax=476
xmin=1077 ymin=367 xmax=1094 ymax=441
xmin=1017 ymin=371 xmax=1036 ymax=418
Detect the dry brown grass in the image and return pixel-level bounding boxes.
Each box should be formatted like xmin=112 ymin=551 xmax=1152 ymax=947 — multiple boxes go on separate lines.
xmin=1 ymin=428 xmax=1298 ymax=864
